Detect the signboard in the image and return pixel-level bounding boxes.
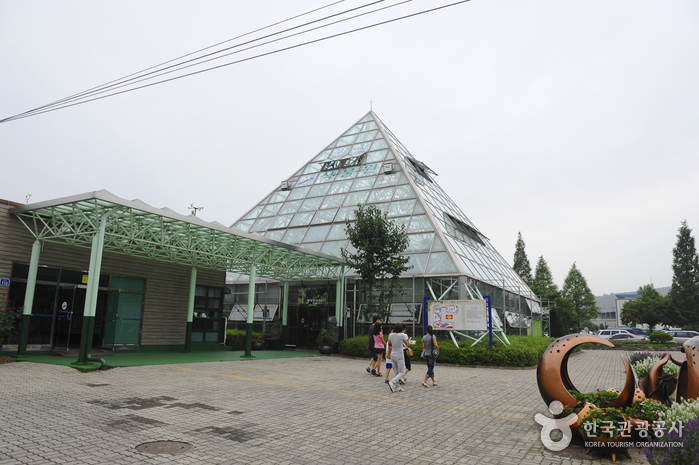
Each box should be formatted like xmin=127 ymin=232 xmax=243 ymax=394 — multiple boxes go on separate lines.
xmin=0 ymin=278 xmax=9 ymax=286
xmin=428 ymin=300 xmax=487 ymax=331
xmin=296 ymin=175 xmax=317 ymax=187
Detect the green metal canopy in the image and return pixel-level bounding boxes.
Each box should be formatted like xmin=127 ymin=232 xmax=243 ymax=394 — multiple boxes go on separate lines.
xmin=10 ymin=190 xmax=344 ymax=280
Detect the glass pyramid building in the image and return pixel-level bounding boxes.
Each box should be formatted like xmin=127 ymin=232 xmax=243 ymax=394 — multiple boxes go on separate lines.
xmin=231 ymin=111 xmax=540 ymax=332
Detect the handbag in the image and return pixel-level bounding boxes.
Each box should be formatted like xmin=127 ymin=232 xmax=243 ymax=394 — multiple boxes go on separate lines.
xmin=431 ymin=335 xmax=439 ymax=357
xmin=406 ymin=347 xmax=413 ymax=357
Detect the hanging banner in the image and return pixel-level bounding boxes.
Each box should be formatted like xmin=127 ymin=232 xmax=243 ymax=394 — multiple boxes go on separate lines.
xmin=427 ymin=300 xmax=487 ymax=331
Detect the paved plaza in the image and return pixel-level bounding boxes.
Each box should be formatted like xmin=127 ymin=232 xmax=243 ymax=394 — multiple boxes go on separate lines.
xmin=0 ymin=350 xmax=656 ymax=464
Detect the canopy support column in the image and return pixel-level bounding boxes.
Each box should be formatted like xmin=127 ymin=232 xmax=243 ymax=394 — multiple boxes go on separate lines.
xmin=17 ymin=239 xmax=40 ymax=356
xmin=281 ymin=281 xmax=289 ymax=348
xmin=242 ymin=264 xmax=256 ymax=358
xmin=336 ymin=267 xmax=344 ymax=342
xmin=76 ymin=213 xmax=110 ymax=365
xmin=185 ymin=267 xmax=196 ymax=353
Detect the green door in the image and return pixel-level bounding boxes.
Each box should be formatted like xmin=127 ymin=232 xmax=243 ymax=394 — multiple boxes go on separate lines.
xmin=103 ymin=291 xmax=142 ymax=346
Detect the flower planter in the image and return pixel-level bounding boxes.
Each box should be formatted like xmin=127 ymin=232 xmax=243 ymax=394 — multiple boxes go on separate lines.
xmin=580 ymin=415 xmax=633 ymax=463
xmin=318 ymin=345 xmax=333 ymax=354
xmin=252 ymin=341 xmax=264 ymax=351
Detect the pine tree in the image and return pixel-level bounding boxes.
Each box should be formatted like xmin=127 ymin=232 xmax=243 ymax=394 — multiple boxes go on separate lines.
xmin=513 ymin=232 xmax=532 ymax=285
xmin=668 ymin=220 xmax=699 ymax=328
xmin=531 ymin=256 xmax=558 ymax=301
xmin=560 ymin=263 xmax=598 ymax=332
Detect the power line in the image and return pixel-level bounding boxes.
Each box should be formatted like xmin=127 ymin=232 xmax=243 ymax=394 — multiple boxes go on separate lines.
xmin=1 ymin=0 xmax=471 ymax=123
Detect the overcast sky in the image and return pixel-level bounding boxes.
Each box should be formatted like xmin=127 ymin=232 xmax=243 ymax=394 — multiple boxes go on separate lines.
xmin=2 ymin=0 xmax=698 ymax=296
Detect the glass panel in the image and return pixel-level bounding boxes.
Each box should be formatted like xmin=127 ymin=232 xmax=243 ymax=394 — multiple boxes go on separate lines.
xmin=289 ymin=211 xmax=314 ymax=227
xmin=279 ymin=200 xmax=302 ymax=214
xmin=242 ymin=206 xmax=263 ymax=220
xmin=282 ymin=228 xmax=307 ymax=245
xmin=372 ymin=203 xmax=388 ymax=214
xmin=359 ymin=114 xmax=373 ymax=123
xmin=356 ymin=130 xmax=377 ymax=142
xmin=327 ymin=223 xmax=348 ymax=240
xmin=270 ymin=214 xmax=293 ymax=229
xmin=270 ymin=191 xmax=290 ymax=203
xmin=358 ymin=163 xmax=381 ymax=177
xmin=300 ymin=197 xmax=322 ymax=212
xmin=337 ymin=134 xmax=357 ymax=146
xmin=408 ymin=215 xmax=432 ymax=233
xmin=296 ymin=174 xmax=318 ymax=187
xmin=250 ymin=217 xmax=273 ymax=232
xmin=406 ymin=233 xmax=434 ymax=253
xmin=312 ymin=149 xmax=333 ymax=162
xmin=321 ymin=240 xmax=347 ymax=257
xmin=350 ymin=177 xmax=374 ymax=191
xmin=366 ymin=149 xmax=388 ymax=163
xmin=287 ymin=186 xmax=310 ymax=200
xmin=329 ymin=180 xmax=353 ymax=195
xmin=330 ymin=146 xmax=350 ymax=159
xmin=317 ymin=170 xmax=337 ymax=183
xmin=393 ymin=185 xmax=416 ymax=200
xmin=361 ymin=121 xmax=378 ymax=131
xmin=387 ymin=199 xmax=416 ymax=217
xmin=304 ymin=224 xmax=331 ymax=242
xmin=374 ymin=172 xmax=401 ymax=187
xmin=336 ymin=206 xmax=357 ymax=222
xmin=311 ymin=208 xmax=338 ymax=224
xmin=371 ymin=138 xmax=388 ymax=150
xmin=265 ymin=230 xmax=285 ymax=241
xmin=300 ymin=242 xmax=323 ymax=252
xmin=321 ymin=194 xmax=346 ymax=209
xmin=425 ymin=252 xmax=458 ymax=274
xmin=261 ymin=202 xmax=282 ymax=217
xmin=344 ymin=123 xmax=363 ymax=135
xmin=403 ymin=254 xmax=428 ymax=275
xmin=431 ymin=236 xmax=445 ymax=252
xmin=308 ymin=183 xmax=331 ymax=197
xmin=367 ymin=187 xmax=394 ymax=203
xmin=413 ymin=203 xmax=425 ymax=215
xmin=350 ymin=142 xmax=372 ymax=155
xmin=344 ymin=191 xmax=369 ymax=206
xmin=337 ymin=167 xmax=358 ymax=180
xmin=233 ymin=219 xmax=254 ymax=232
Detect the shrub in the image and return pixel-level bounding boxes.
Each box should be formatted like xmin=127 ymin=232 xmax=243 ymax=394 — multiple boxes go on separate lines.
xmin=621 ymin=400 xmax=667 ymax=422
xmin=628 ymin=351 xmax=657 ymax=365
xmin=316 ymin=329 xmax=335 ymax=346
xmin=339 ymin=336 xmax=372 ymax=358
xmin=659 ymin=398 xmax=699 ymax=425
xmin=645 ymin=416 xmax=699 ymax=465
xmin=225 ymin=329 xmax=263 ymax=350
xmin=581 ymin=407 xmax=627 ymax=438
xmin=632 ymin=355 xmax=680 ymax=378
xmin=649 ymin=331 xmax=673 ymax=344
xmin=570 ymin=389 xmax=620 ymax=406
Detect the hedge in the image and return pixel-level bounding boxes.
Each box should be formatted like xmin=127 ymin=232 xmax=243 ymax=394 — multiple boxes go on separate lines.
xmin=339 ymin=334 xmax=556 ymax=368
xmin=225 ymin=329 xmax=263 ymax=350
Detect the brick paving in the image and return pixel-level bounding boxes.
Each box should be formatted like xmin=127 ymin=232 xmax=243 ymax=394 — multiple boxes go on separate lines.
xmin=0 ymin=350 xmax=656 ymax=464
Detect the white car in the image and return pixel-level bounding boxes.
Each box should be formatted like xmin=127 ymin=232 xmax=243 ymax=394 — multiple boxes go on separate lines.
xmin=608 ymin=333 xmax=647 ymax=342
xmin=597 ymin=329 xmax=633 ymax=340
xmin=664 ymin=330 xmax=699 ymax=345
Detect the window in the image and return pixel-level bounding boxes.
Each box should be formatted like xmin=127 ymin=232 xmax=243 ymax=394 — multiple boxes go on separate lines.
xmin=443 ymin=213 xmax=485 ymax=249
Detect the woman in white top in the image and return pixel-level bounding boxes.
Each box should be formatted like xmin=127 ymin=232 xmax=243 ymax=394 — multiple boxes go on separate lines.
xmin=386 ymin=323 xmax=409 ymax=393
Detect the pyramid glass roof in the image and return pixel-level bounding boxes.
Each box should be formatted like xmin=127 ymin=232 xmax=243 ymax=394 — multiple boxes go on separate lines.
xmin=232 ymin=111 xmax=532 ymax=293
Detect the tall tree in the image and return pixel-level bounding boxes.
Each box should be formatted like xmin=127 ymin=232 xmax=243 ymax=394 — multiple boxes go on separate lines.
xmin=559 ymin=263 xmax=599 ymax=332
xmin=531 ymin=256 xmax=558 ymax=301
xmin=513 ymin=232 xmax=532 ymax=285
xmin=668 ymin=220 xmax=699 ymax=328
xmin=341 ymin=204 xmax=411 ymax=314
xmin=620 ymin=284 xmax=667 ymax=331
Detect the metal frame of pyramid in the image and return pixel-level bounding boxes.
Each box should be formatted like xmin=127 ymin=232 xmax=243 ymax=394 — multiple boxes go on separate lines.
xmin=232 ymin=111 xmax=543 ymax=335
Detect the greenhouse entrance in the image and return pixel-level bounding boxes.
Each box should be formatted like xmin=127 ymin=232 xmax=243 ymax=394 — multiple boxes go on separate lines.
xmin=287 ymin=304 xmax=330 ymax=348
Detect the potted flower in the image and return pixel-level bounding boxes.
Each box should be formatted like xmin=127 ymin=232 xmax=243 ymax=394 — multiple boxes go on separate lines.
xmin=316 ymin=329 xmax=335 ymax=354
xmin=580 ymin=407 xmax=632 ymax=461
xmin=252 ymin=332 xmax=264 ymax=350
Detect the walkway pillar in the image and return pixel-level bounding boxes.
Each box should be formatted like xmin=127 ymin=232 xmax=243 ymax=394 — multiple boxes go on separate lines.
xmin=242 ymin=264 xmax=256 ymax=358
xmin=185 ymin=267 xmax=197 ymax=352
xmin=76 ymin=215 xmax=109 ymax=365
xmin=335 ymin=267 xmax=344 ymax=342
xmin=281 ymin=281 xmax=289 ymax=349
xmin=17 ymin=239 xmax=41 ymax=356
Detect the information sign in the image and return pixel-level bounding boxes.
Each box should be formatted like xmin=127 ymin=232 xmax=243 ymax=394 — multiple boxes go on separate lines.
xmin=427 ymin=299 xmax=487 ymax=331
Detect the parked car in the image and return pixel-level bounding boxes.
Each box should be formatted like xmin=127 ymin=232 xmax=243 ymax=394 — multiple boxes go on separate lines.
xmin=609 ymin=333 xmax=647 ymax=342
xmin=597 ymin=329 xmax=634 ymax=340
xmin=664 ymin=330 xmax=699 ymax=345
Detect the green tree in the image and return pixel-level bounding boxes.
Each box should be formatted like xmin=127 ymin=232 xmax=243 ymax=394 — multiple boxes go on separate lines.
xmin=341 ymin=204 xmax=412 ymax=314
xmin=513 ymin=232 xmax=532 ymax=285
xmin=531 ymin=256 xmax=558 ymax=301
xmin=559 ymin=263 xmax=598 ymax=333
xmin=620 ymin=284 xmax=667 ymax=331
xmin=668 ymin=220 xmax=699 ymax=328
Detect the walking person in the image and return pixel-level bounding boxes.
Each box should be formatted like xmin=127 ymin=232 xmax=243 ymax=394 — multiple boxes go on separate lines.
xmin=421 ymin=325 xmax=439 ymax=387
xmin=387 ymin=323 xmax=409 ymax=393
xmin=400 ymin=324 xmax=412 ymax=385
xmin=366 ymin=315 xmax=381 ymax=375
xmin=372 ymin=322 xmax=384 ymax=377
xmin=384 ymin=327 xmax=395 ymax=383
